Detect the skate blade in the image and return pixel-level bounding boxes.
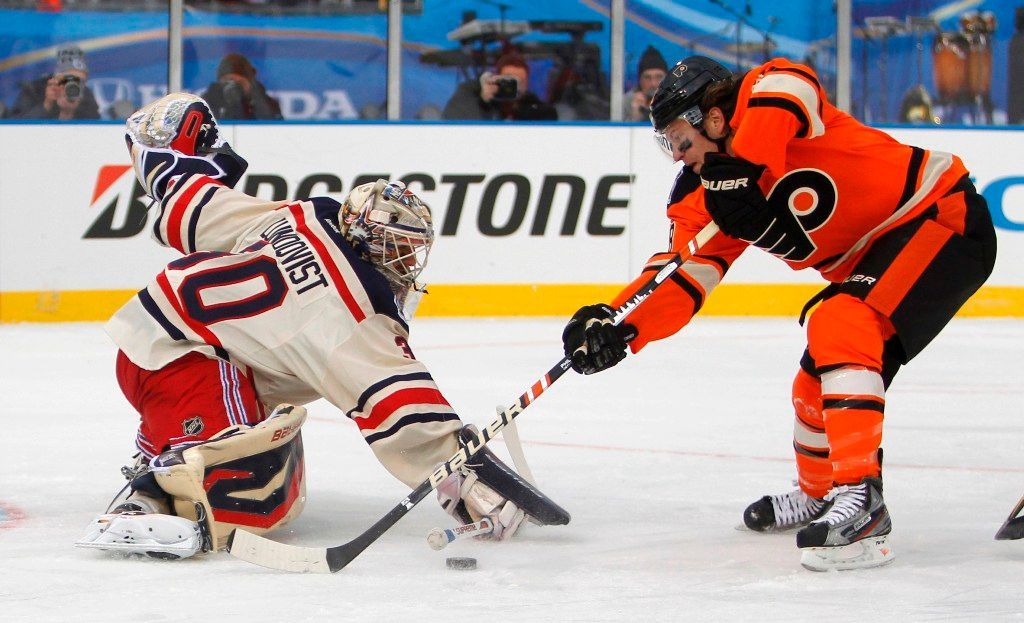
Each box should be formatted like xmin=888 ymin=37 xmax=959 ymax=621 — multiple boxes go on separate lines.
xmin=74 ymin=540 xmax=195 ymax=559
xmin=799 ymin=534 xmax=895 ymax=571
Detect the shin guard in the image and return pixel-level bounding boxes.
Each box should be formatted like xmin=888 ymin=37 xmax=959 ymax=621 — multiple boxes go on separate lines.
xmin=821 ymin=367 xmax=884 ymax=484
xmin=791 ymin=368 xmax=833 ymax=499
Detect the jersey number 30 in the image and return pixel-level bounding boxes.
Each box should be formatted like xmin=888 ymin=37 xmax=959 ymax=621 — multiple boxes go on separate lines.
xmin=179 ymin=256 xmax=289 ymax=324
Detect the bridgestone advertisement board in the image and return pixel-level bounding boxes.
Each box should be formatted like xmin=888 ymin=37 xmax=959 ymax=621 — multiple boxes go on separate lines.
xmin=2 ymin=123 xmax=1022 ymax=321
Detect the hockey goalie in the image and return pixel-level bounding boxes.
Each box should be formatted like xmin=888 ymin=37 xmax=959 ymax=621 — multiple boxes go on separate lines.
xmin=76 ymin=93 xmax=569 ymax=560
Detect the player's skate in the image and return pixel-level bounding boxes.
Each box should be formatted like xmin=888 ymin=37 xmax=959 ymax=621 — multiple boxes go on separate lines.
xmin=743 ymin=484 xmax=827 ymax=532
xmin=76 ymin=495 xmax=202 ymax=560
xmin=796 ymin=477 xmax=894 ymax=571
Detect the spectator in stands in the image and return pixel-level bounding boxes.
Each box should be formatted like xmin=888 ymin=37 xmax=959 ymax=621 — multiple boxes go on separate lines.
xmin=6 ymin=44 xmax=100 ymax=120
xmin=443 ymin=52 xmax=557 ymax=121
xmin=623 ymin=45 xmax=668 ymax=122
xmin=201 ymin=53 xmax=283 ymax=121
xmin=546 ymin=64 xmax=608 ymax=121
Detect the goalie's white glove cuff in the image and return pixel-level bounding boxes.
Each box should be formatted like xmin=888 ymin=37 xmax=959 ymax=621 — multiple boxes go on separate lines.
xmin=495 ymin=501 xmax=526 ymax=539
xmin=436 ymin=468 xmax=525 ymax=541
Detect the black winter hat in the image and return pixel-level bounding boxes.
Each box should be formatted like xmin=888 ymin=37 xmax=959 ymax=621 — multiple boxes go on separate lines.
xmin=216 ymin=53 xmax=257 ymax=80
xmin=638 ymin=45 xmax=668 ymax=76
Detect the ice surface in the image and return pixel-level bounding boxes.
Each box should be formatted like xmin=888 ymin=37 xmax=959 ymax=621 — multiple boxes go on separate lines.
xmin=2 ymin=318 xmax=1022 ymax=621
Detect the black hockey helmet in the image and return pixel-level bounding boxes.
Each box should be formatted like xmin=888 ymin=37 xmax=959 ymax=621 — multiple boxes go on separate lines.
xmin=649 ymin=56 xmax=733 ymax=132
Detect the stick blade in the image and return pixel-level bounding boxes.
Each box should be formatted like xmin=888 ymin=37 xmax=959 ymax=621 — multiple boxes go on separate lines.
xmin=227 ymin=529 xmax=333 ymax=573
xmin=995 ymin=516 xmax=1024 ymax=541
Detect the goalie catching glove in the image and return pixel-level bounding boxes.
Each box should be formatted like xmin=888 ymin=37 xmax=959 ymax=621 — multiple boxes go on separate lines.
xmin=436 ymin=425 xmax=570 ymax=540
xmin=562 ymin=304 xmax=637 ymax=375
xmin=125 ymin=92 xmax=248 ymax=202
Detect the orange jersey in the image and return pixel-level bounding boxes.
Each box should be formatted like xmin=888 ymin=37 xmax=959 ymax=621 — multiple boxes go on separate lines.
xmin=615 ymin=58 xmax=970 ymax=352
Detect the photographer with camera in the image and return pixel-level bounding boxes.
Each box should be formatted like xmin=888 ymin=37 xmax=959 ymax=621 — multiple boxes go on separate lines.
xmin=200 ymin=53 xmax=283 ymax=121
xmin=623 ymin=46 xmax=667 ymax=122
xmin=6 ymin=44 xmax=99 ymax=120
xmin=442 ymin=52 xmax=557 ymax=121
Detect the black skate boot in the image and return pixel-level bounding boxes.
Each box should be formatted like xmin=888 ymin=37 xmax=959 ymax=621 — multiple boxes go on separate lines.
xmin=796 ymin=476 xmax=894 ymax=571
xmin=743 ymin=486 xmax=828 ymax=532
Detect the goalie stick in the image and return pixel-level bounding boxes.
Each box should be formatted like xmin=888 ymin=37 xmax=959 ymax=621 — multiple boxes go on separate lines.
xmin=227 ymin=221 xmax=721 ymax=573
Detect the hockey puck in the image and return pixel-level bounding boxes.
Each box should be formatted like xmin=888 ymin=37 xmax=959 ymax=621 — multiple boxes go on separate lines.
xmin=445 ymin=556 xmax=477 ymax=570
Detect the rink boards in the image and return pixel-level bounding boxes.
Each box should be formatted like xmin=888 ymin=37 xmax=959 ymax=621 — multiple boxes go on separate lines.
xmin=2 ymin=122 xmax=1023 ymax=321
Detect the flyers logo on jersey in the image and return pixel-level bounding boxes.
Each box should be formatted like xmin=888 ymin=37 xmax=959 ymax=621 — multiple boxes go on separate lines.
xmin=84 ymin=164 xmax=152 ymax=239
xmin=757 ymin=168 xmax=839 ymax=263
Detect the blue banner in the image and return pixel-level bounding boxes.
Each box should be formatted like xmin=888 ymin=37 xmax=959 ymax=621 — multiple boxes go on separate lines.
xmin=1 ymin=2 xmax=1019 ymax=123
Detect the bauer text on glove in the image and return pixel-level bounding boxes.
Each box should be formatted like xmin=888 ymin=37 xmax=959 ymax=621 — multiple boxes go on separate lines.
xmin=699 ymin=153 xmax=773 ymax=241
xmin=701 ymin=153 xmax=818 ymax=260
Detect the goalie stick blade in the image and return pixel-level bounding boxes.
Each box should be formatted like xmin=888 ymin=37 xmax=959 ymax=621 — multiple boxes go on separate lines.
xmin=227 ymin=529 xmax=333 ymax=573
xmin=995 ymin=516 xmax=1024 ymax=540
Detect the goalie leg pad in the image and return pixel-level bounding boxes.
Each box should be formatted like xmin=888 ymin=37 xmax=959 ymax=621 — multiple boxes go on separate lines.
xmin=152 ymin=404 xmax=308 ymax=550
xmin=458 ymin=425 xmax=570 ymax=526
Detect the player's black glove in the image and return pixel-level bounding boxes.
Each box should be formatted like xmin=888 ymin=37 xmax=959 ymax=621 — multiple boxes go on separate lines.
xmin=562 ymin=304 xmax=637 ymax=375
xmin=701 ymin=153 xmax=819 ymax=260
xmin=700 ymin=153 xmax=772 ymax=242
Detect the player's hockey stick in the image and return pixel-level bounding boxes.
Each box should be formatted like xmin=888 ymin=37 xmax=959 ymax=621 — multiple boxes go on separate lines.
xmin=501 ymin=408 xmax=537 ymax=485
xmin=995 ymin=493 xmax=1024 ymax=540
xmin=227 ymin=221 xmax=721 ymax=573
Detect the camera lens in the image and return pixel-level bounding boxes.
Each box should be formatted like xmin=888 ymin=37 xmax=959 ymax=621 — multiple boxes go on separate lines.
xmin=61 ymin=76 xmax=82 ymax=102
xmin=223 ymin=80 xmax=242 ymax=98
xmin=493 ymin=77 xmax=519 ymax=102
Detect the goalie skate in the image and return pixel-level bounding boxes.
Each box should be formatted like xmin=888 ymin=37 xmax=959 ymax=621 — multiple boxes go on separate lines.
xmin=76 ymin=510 xmax=202 ymax=560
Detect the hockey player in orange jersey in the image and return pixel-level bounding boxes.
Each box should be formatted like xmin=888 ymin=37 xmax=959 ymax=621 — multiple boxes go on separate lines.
xmin=561 ymin=57 xmax=996 ymax=570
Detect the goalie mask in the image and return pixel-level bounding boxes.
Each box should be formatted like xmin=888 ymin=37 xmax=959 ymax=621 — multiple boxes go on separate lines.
xmin=340 ymin=180 xmax=434 ymax=309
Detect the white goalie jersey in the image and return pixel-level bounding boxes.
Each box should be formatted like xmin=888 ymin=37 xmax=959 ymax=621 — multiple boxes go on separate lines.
xmin=107 ymin=169 xmax=461 ymax=487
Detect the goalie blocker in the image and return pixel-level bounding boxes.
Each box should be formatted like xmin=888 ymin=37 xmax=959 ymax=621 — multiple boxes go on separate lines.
xmin=438 ymin=425 xmax=570 ymax=536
